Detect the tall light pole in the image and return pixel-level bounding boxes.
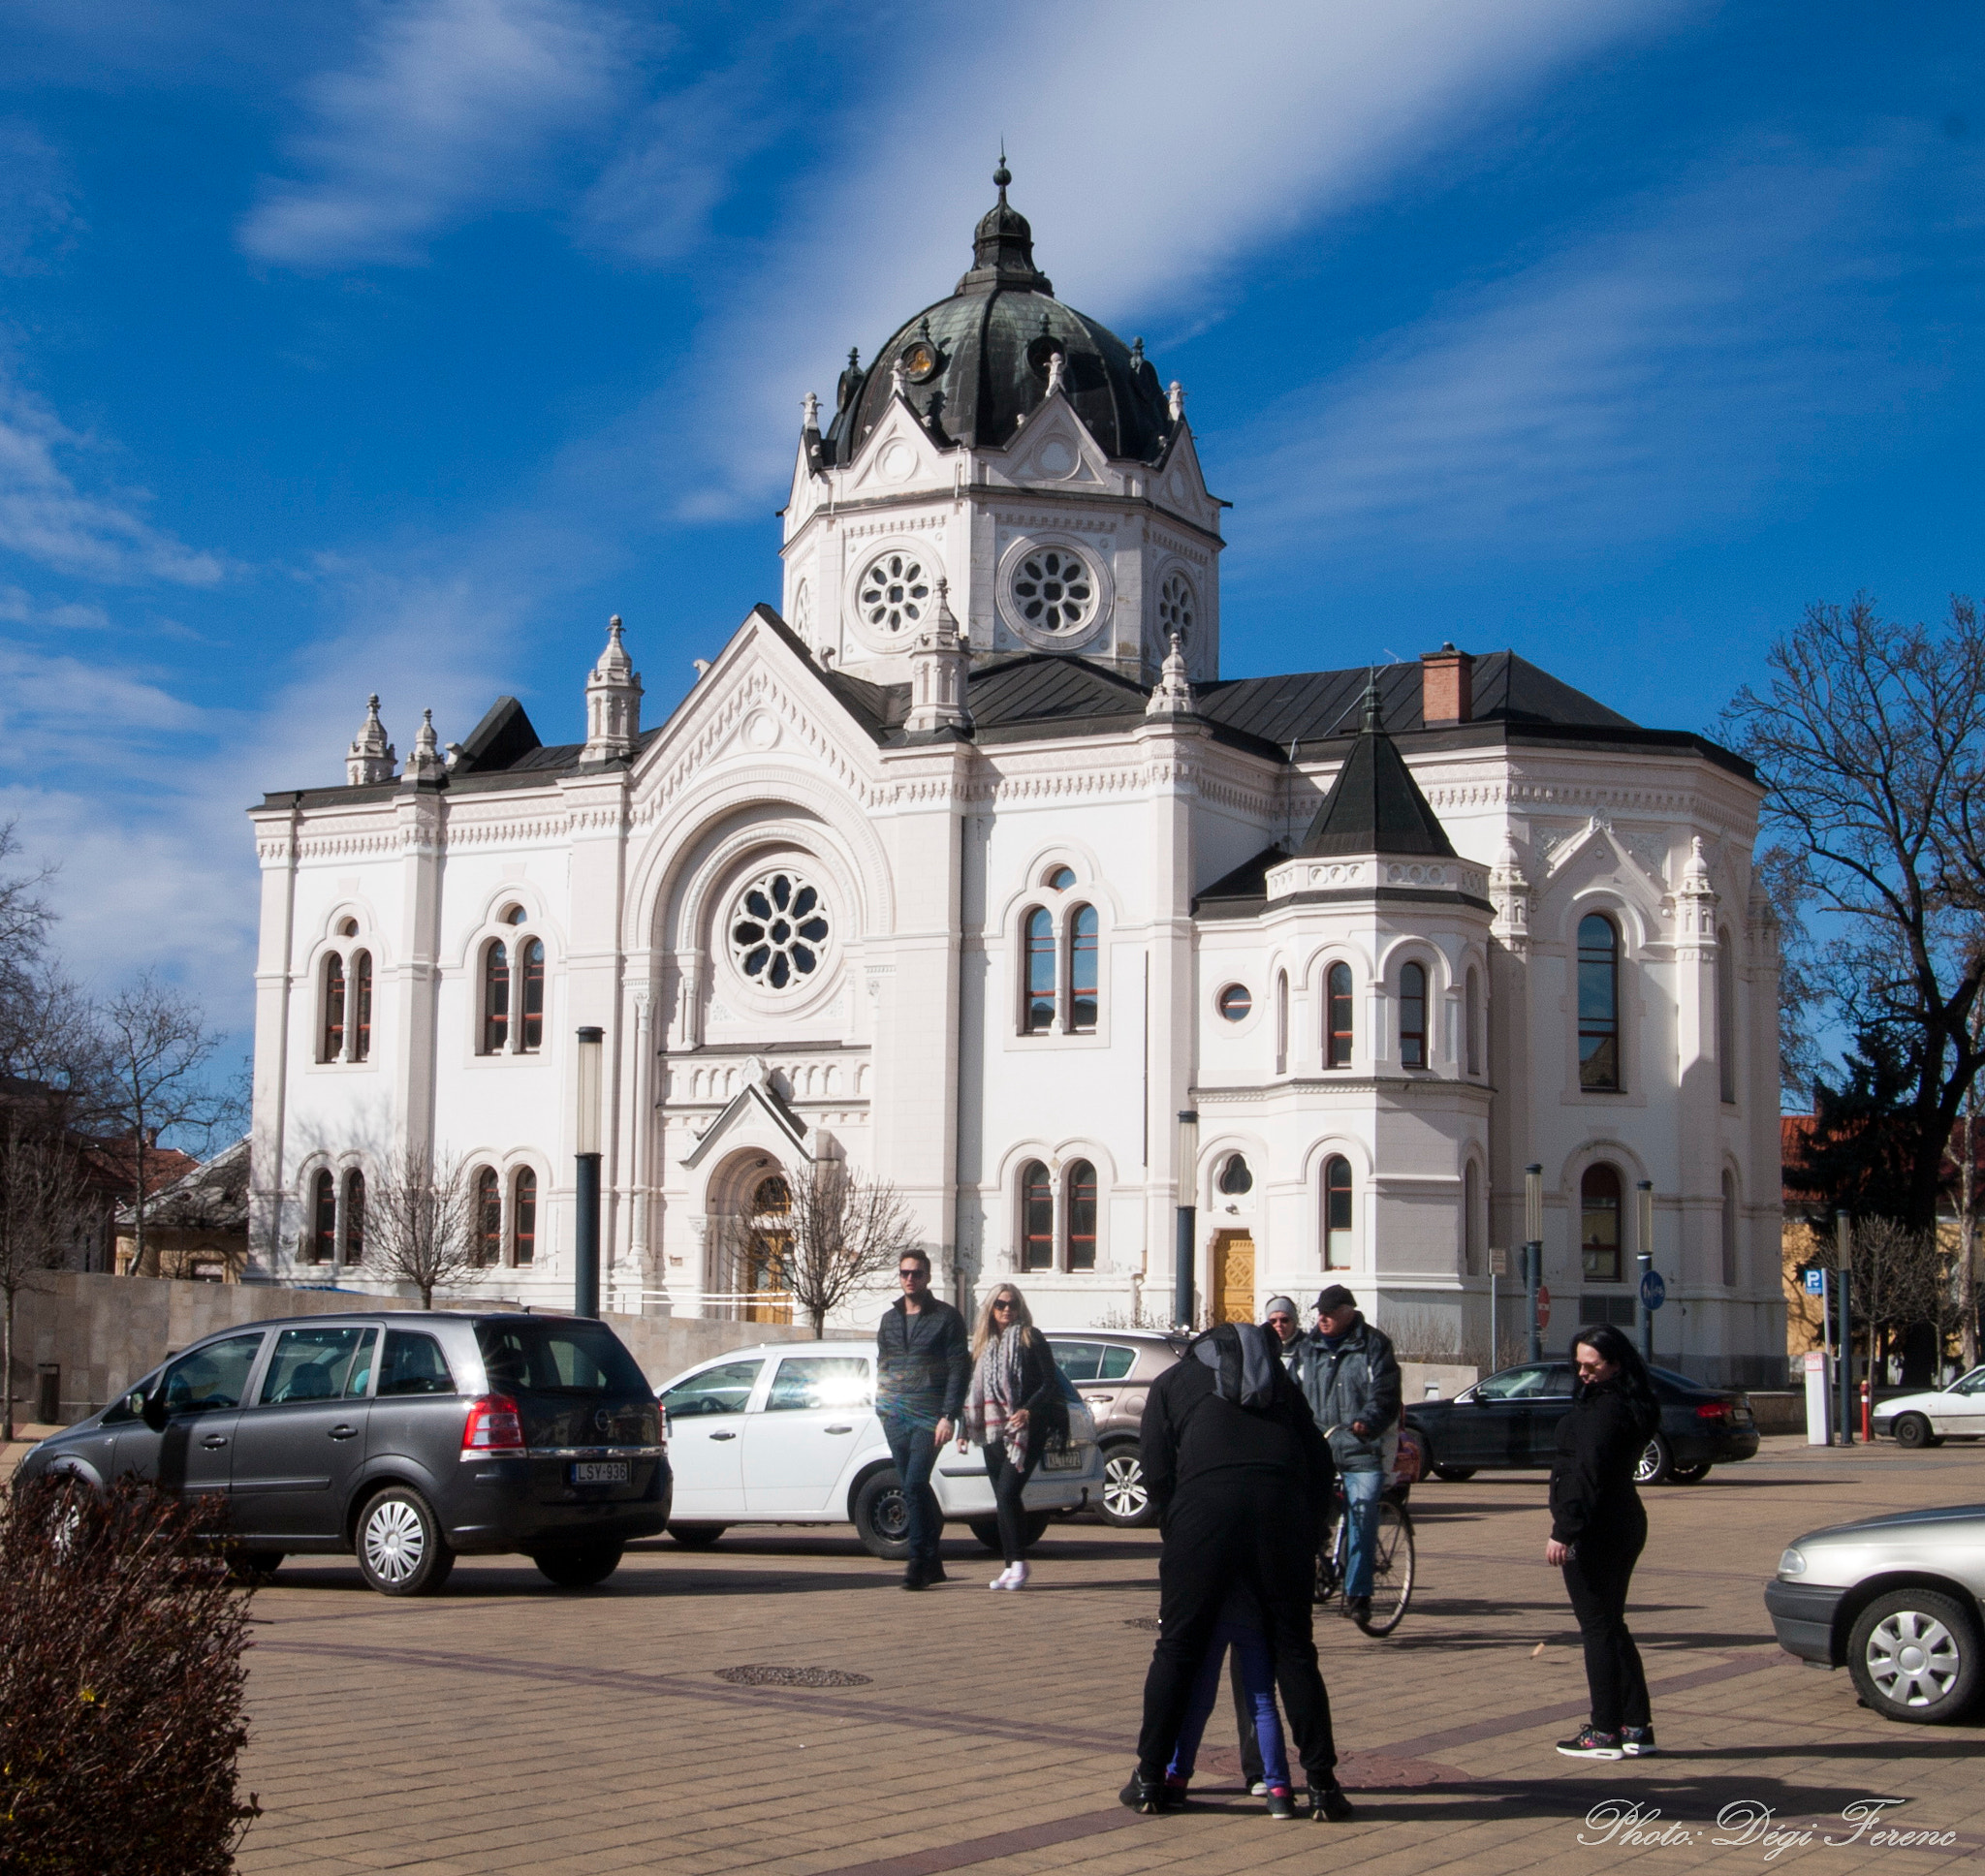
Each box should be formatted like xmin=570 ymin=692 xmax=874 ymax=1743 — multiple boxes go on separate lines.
xmin=574 ymin=1025 xmax=603 ymax=1318
xmin=1524 ymin=1163 xmax=1544 ymax=1362
xmin=1174 ymin=1110 xmax=1199 ymax=1332
xmin=1636 ymin=1180 xmax=1655 ymax=1363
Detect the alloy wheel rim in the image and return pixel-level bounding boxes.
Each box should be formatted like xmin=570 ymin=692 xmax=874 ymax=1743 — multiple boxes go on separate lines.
xmin=363 ymin=1500 xmax=426 ymax=1584
xmin=1868 ymin=1611 xmax=1960 ymax=1705
xmin=1103 ymin=1456 xmax=1147 ymax=1518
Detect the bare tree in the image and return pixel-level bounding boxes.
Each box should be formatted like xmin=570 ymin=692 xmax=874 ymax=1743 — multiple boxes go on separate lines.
xmin=95 ymin=973 xmax=238 ymax=1276
xmin=726 ymin=1161 xmax=921 ymax=1337
xmin=1723 ymin=598 xmax=1985 ymax=1232
xmin=363 ymin=1146 xmax=477 ymax=1307
xmin=0 ymin=1104 xmax=90 ymax=1441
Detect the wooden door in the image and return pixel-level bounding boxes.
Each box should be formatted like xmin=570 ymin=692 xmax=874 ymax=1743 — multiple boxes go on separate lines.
xmin=1215 ymin=1233 xmax=1256 ymax=1325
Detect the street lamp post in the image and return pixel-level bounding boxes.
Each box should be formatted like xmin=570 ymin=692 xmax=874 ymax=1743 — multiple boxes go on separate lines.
xmin=1174 ymin=1110 xmax=1199 ymax=1332
xmin=574 ymin=1025 xmax=603 ymax=1319
xmin=1636 ymin=1180 xmax=1655 ymax=1363
xmin=1524 ymin=1163 xmax=1544 ymax=1362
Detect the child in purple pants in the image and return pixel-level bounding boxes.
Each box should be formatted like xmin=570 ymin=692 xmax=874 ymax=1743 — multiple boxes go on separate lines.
xmin=1162 ymin=1579 xmax=1294 ymax=1817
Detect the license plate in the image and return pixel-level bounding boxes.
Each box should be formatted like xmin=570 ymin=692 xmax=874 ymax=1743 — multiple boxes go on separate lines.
xmin=1043 ymin=1449 xmax=1083 ymax=1471
xmin=571 ymin=1460 xmax=629 ymax=1485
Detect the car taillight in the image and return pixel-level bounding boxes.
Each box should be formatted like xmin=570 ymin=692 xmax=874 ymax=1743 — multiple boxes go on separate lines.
xmin=1696 ymin=1401 xmax=1731 ymax=1423
xmin=462 ymin=1395 xmax=525 ymax=1455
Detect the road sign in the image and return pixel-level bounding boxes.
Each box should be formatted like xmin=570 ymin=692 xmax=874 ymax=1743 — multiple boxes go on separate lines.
xmin=1639 ymin=1269 xmax=1666 ymax=1311
xmin=1536 ymin=1285 xmax=1552 ymax=1330
xmin=1803 ymin=1268 xmax=1824 ymax=1296
xmin=1489 ymin=1247 xmax=1509 ymax=1278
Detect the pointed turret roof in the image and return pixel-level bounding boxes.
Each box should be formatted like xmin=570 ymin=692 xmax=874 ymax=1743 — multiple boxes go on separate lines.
xmin=1297 ymin=675 xmax=1455 ymax=859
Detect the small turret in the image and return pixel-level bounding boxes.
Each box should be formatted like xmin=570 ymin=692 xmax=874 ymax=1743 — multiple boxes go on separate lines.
xmin=1146 ymin=632 xmax=1196 ymax=717
xmin=903 ymin=580 xmax=972 ymax=735
xmin=345 ymin=694 xmax=395 ymax=786
xmin=400 ymin=708 xmax=446 ymax=786
xmin=583 ymin=614 xmax=643 ymax=763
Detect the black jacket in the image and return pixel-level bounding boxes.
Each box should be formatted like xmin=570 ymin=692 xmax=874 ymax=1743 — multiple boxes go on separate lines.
xmin=876 ymin=1294 xmax=969 ymax=1422
xmin=1139 ymin=1333 xmax=1334 ymax=1530
xmin=1002 ymin=1329 xmax=1070 ymax=1448
xmin=1548 ymin=1379 xmax=1656 ymax=1546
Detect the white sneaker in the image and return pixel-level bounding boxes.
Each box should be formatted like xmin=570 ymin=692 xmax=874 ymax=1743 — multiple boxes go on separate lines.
xmin=1249 ymin=1781 xmax=1268 ymax=1797
xmin=1007 ymin=1560 xmax=1030 ymax=1589
xmin=990 ymin=1565 xmax=1017 ymax=1589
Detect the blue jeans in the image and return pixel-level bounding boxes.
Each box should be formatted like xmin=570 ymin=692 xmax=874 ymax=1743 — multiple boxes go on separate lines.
xmin=1340 ymin=1467 xmax=1383 ymax=1599
xmin=1165 ymin=1623 xmax=1288 ymax=1790
xmin=879 ymin=1410 xmax=943 ymax=1567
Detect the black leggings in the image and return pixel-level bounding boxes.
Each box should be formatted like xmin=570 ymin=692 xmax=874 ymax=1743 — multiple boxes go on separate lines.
xmin=984 ymin=1441 xmax=1042 ymax=1564
xmin=1563 ymin=1535 xmax=1651 ymax=1734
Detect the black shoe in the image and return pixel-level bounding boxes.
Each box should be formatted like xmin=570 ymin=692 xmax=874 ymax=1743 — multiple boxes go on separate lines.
xmin=1556 ymin=1726 xmax=1623 ymax=1760
xmin=1344 ymin=1595 xmax=1372 ymax=1626
xmin=1309 ymin=1780 xmax=1355 ymax=1822
xmin=925 ymin=1558 xmax=948 ymax=1583
xmin=1119 ymin=1774 xmax=1183 ymax=1814
xmin=901 ymin=1562 xmax=928 ymax=1590
xmin=1620 ymin=1726 xmax=1656 ymax=1757
xmin=1265 ymin=1788 xmax=1298 ymax=1821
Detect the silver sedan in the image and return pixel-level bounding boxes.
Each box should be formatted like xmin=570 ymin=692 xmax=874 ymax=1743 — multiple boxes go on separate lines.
xmin=1766 ymin=1503 xmax=1985 ymax=1724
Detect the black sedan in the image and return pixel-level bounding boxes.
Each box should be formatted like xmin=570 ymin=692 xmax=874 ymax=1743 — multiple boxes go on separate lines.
xmin=1405 ymin=1361 xmax=1759 ymax=1485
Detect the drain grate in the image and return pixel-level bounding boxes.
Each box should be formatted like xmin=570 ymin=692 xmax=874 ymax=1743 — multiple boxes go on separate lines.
xmin=715 ymin=1665 xmax=872 ymax=1688
xmin=1124 ymin=1616 xmax=1162 ymax=1632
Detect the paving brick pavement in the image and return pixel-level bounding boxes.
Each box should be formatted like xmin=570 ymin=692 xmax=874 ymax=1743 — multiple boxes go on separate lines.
xmin=192 ymin=1436 xmax=1985 ymax=1870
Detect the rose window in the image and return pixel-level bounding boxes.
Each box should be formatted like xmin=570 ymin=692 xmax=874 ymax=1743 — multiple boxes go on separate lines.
xmin=729 ymin=871 xmax=830 ymax=992
xmin=1011 ymin=547 xmax=1095 ymax=632
xmin=859 ymin=552 xmax=929 ymax=634
xmin=1157 ymin=572 xmax=1195 ymax=640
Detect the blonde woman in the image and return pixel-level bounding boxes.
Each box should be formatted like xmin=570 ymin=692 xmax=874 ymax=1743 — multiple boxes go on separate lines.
xmin=959 ymin=1284 xmax=1068 ymax=1588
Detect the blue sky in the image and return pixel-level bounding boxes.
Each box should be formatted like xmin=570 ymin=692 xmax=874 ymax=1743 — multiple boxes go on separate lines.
xmin=2 ymin=0 xmax=1981 ymax=1052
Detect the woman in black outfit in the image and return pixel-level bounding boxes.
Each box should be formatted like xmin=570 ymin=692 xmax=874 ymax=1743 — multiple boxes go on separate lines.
xmin=1548 ymin=1323 xmax=1662 ymax=1760
xmin=960 ymin=1284 xmax=1067 ymax=1588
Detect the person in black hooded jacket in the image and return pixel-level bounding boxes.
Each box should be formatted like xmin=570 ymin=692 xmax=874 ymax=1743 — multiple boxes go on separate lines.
xmin=1119 ymin=1322 xmax=1354 ymax=1822
xmin=1547 ymin=1323 xmax=1662 ymax=1760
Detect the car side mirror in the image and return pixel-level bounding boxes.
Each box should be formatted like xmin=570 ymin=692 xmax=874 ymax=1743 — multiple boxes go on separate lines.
xmin=139 ymin=1391 xmax=168 ymax=1432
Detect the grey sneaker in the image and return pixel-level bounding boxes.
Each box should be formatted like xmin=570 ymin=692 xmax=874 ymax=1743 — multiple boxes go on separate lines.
xmin=1265 ymin=1788 xmax=1299 ymax=1820
xmin=1556 ymin=1726 xmax=1623 ymax=1760
xmin=1620 ymin=1726 xmax=1656 ymax=1757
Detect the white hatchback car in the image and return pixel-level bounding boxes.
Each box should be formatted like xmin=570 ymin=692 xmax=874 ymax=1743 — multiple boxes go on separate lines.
xmin=1874 ymin=1366 xmax=1985 ymax=1448
xmin=657 ymin=1341 xmax=1102 ymax=1557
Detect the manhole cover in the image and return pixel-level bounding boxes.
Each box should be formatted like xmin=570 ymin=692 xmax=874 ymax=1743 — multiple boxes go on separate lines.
xmin=714 ymin=1665 xmax=871 ymax=1688
xmin=1124 ymin=1616 xmax=1162 ymax=1632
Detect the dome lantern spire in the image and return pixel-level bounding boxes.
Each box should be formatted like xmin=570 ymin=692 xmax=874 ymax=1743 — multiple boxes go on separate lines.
xmin=959 ymin=154 xmax=1052 ymax=296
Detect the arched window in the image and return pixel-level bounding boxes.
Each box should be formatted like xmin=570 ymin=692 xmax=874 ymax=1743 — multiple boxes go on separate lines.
xmin=351 ymin=951 xmax=372 ymax=1062
xmin=520 ymin=938 xmax=545 ymax=1052
xmin=1326 ymin=962 xmax=1354 ymax=1069
xmin=1275 ymin=971 xmax=1289 ymax=1075
xmin=1721 ymin=1171 xmax=1739 ymax=1287
xmin=1065 ymin=1160 xmax=1097 ymax=1270
xmin=341 ymin=1169 xmax=365 ymax=1265
xmin=1578 ymin=915 xmax=1621 ymax=1090
xmin=1580 ymin=1163 xmax=1623 ymax=1282
xmin=1465 ymin=967 xmax=1482 ymax=1078
xmin=1463 ymin=1160 xmax=1482 ymax=1275
xmin=1020 ymin=1161 xmax=1053 ymax=1270
xmin=321 ymin=954 xmax=346 ymax=1062
xmin=1024 ymin=910 xmax=1056 ymax=1034
xmin=513 ymin=1169 xmax=537 ymax=1266
xmin=481 ymin=940 xmax=510 ymax=1054
xmin=1323 ymin=1157 xmax=1353 ymax=1268
xmin=1399 ymin=961 xmax=1428 ymax=1070
xmin=1717 ymin=932 xmax=1736 ymax=1105
xmin=1218 ymin=1154 xmax=1253 ymax=1196
xmin=474 ymin=1168 xmax=501 ymax=1266
xmin=310 ymin=1170 xmax=335 ymax=1263
xmin=1069 ymin=905 xmax=1098 ymax=1033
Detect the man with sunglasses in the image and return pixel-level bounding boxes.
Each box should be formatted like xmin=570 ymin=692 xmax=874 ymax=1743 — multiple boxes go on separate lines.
xmin=875 ymin=1250 xmax=970 ymax=1589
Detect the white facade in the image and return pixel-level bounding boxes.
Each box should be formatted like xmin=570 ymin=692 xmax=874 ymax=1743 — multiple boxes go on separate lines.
xmin=246 ymin=183 xmax=1785 ymax=1384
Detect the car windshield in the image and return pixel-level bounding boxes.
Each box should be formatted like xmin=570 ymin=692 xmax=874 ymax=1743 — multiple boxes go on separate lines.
xmin=1949 ymin=1366 xmax=1985 ymax=1395
xmin=476 ymin=1321 xmax=649 ymax=1396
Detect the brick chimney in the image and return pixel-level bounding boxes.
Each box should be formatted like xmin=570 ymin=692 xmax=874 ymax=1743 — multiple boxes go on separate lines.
xmin=1421 ymin=642 xmax=1473 ymax=727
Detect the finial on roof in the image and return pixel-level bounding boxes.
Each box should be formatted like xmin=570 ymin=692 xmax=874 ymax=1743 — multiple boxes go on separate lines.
xmin=1131 ymin=337 xmax=1145 ymax=365
xmin=345 ymin=692 xmax=395 ymax=786
xmin=994 ymin=142 xmax=1010 ymax=194
xmin=904 ymin=578 xmax=971 ymax=735
xmin=802 ymin=390 xmax=820 ymax=431
xmin=1361 ymin=671 xmax=1385 ymax=735
xmin=1168 ymin=380 xmax=1185 ymax=422
xmin=1146 ymin=631 xmax=1196 ymax=718
xmin=584 ymin=614 xmax=642 ymax=762
xmin=401 ymin=706 xmax=446 ymax=785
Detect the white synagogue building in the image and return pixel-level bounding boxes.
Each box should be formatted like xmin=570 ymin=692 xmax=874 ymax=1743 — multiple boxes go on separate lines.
xmin=247 ymin=170 xmax=1785 ymax=1384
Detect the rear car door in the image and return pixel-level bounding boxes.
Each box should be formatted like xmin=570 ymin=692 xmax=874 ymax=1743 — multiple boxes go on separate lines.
xmin=743 ymin=1354 xmax=875 ymax=1514
xmin=230 ymin=1326 xmax=379 ymax=1542
xmin=1524 ymin=1364 xmax=1577 ymax=1463
xmin=1932 ymin=1366 xmax=1985 ymax=1436
xmin=119 ymin=1331 xmax=268 ymax=1502
xmin=1449 ymin=1364 xmax=1552 ymax=1466
xmin=660 ymin=1360 xmax=765 ymax=1516
xmin=366 ymin=1328 xmax=462 ymax=1486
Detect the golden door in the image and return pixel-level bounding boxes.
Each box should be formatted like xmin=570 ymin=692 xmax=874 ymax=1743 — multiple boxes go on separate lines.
xmin=1215 ymin=1233 xmax=1256 ymax=1326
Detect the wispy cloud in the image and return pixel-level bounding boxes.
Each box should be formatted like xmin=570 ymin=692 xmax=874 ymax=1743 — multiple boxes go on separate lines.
xmin=238 ymin=0 xmax=631 ymax=269
xmin=0 ymin=117 xmax=77 ymax=273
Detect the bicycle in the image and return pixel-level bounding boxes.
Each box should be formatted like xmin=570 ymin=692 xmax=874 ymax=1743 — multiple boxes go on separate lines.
xmin=1312 ymin=1450 xmax=1416 ymax=1636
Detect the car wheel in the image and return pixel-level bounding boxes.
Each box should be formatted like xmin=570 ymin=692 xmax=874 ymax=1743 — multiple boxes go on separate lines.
xmin=1099 ymin=1443 xmax=1155 ymax=1526
xmin=851 ymin=1468 xmax=913 ymax=1561
xmin=355 ymin=1486 xmax=455 ymax=1597
xmin=1431 ymin=1464 xmax=1476 ymax=1483
xmin=667 ymin=1523 xmax=726 ymax=1549
xmin=1893 ymin=1414 xmax=1939 ymax=1450
xmin=1668 ymin=1462 xmax=1712 ymax=1485
xmin=1848 ymin=1589 xmax=1984 ymax=1724
xmin=226 ymin=1549 xmax=285 ymax=1585
xmin=967 ymin=1514 xmax=1050 ymax=1554
xmin=1633 ymin=1434 xmax=1673 ymax=1486
xmin=532 ymin=1543 xmax=623 ymax=1588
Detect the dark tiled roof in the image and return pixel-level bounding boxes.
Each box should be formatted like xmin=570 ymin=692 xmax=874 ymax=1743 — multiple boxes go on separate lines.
xmin=1194 ymin=845 xmax=1287 ymax=917
xmin=1297 ymin=682 xmax=1456 ymax=859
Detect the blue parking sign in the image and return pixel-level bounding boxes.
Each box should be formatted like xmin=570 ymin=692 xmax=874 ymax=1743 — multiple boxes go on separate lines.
xmin=1639 ymin=1269 xmax=1666 ymax=1310
xmin=1803 ymin=1268 xmax=1824 ymax=1296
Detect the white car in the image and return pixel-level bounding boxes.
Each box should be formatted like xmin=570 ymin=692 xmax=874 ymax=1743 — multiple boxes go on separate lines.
xmin=656 ymin=1340 xmax=1102 ymax=1557
xmin=1874 ymin=1366 xmax=1985 ymax=1448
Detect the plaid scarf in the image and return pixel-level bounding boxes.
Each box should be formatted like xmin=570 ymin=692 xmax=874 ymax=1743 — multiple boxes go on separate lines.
xmin=967 ymin=1325 xmax=1029 ymax=1466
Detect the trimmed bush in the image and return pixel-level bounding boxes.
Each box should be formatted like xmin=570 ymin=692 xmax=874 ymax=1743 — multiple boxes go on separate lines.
xmin=0 ymin=1477 xmax=259 ymax=1873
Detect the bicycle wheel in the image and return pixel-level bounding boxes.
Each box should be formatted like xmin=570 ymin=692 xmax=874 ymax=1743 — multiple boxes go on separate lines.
xmin=1359 ymin=1501 xmax=1415 ymax=1635
xmin=1313 ymin=1508 xmax=1343 ymax=1607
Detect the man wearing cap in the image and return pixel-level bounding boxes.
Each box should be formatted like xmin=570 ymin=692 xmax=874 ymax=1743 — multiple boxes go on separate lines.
xmin=1296 ymin=1285 xmax=1401 ymax=1628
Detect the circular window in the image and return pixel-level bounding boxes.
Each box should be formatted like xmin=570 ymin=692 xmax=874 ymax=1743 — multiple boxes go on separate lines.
xmin=1158 ymin=572 xmax=1195 ymax=641
xmin=858 ymin=552 xmax=930 ymax=635
xmin=1216 ymin=985 xmax=1252 ymax=1022
xmin=1046 ymin=865 xmax=1076 ymax=891
xmin=1218 ymin=1155 xmax=1253 ymax=1196
xmin=1011 ymin=547 xmax=1095 ymax=633
xmin=729 ymin=871 xmax=832 ymax=993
